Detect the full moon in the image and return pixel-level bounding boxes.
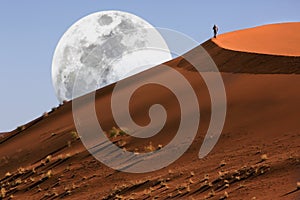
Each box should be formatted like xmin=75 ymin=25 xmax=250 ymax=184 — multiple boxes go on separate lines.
xmin=52 ymin=10 xmax=172 ymax=102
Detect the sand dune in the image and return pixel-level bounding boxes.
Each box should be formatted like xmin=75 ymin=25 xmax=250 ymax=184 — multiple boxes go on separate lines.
xmin=202 ymin=22 xmax=300 ymax=74
xmin=214 ymin=22 xmax=300 ymax=56
xmin=0 ymin=23 xmax=299 ymax=199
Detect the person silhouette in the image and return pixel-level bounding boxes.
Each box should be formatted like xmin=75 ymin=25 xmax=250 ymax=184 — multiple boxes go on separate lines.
xmin=213 ymin=24 xmax=218 ymax=38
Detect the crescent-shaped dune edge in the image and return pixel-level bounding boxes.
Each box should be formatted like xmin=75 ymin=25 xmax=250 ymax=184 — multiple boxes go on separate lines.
xmin=213 ymin=22 xmax=300 ymax=57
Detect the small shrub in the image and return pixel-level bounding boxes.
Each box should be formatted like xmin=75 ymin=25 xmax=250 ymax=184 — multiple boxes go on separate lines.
xmin=37 ymin=185 xmax=42 ymax=192
xmin=261 ymin=154 xmax=268 ymax=161
xmin=46 ymin=170 xmax=52 ymax=178
xmin=218 ymin=171 xmax=228 ymax=179
xmin=5 ymin=172 xmax=11 ymax=177
xmin=237 ymin=183 xmax=245 ymax=189
xmin=17 ymin=167 xmax=25 ymax=174
xmin=43 ymin=192 xmax=52 ymax=198
xmin=133 ymin=149 xmax=139 ymax=155
xmin=189 ymin=178 xmax=194 ymax=184
xmin=208 ymin=189 xmax=215 ymax=197
xmin=17 ymin=125 xmax=25 ymax=131
xmin=15 ymin=178 xmax=22 ymax=185
xmin=115 ymin=194 xmax=124 ymax=199
xmin=66 ymin=165 xmax=70 ymax=171
xmin=143 ymin=189 xmax=151 ymax=195
xmin=41 ymin=160 xmax=47 ymax=166
xmin=57 ymin=154 xmax=63 ymax=160
xmin=220 ymin=191 xmax=229 ymax=199
xmin=72 ymin=183 xmax=78 ymax=190
xmin=109 ymin=130 xmax=117 ymax=138
xmin=118 ymin=129 xmax=126 ymax=136
xmin=144 ymin=142 xmax=155 ymax=152
xmin=177 ymin=184 xmax=187 ymax=191
xmin=190 ymin=171 xmax=195 ymax=177
xmin=204 ymin=174 xmax=209 ymax=180
xmin=220 ymin=160 xmax=226 ymax=167
xmin=70 ymin=131 xmax=79 ymax=140
xmin=65 ymin=153 xmax=71 ymax=158
xmin=160 ymin=182 xmax=169 ymax=189
xmin=42 ymin=170 xmax=52 ymax=179
xmin=45 ymin=155 xmax=52 ymax=163
xmin=109 ymin=127 xmax=127 ymax=138
xmin=117 ymin=140 xmax=127 ymax=147
xmin=186 ymin=185 xmax=191 ymax=192
xmin=109 ymin=127 xmax=118 ymax=138
xmin=1 ymin=188 xmax=6 ymax=198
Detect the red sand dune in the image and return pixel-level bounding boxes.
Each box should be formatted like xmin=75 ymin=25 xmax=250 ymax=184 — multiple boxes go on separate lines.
xmin=0 ymin=23 xmax=299 ymax=200
xmin=213 ymin=22 xmax=300 ymax=56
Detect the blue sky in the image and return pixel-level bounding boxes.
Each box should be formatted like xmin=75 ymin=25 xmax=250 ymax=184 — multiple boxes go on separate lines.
xmin=0 ymin=0 xmax=299 ymax=132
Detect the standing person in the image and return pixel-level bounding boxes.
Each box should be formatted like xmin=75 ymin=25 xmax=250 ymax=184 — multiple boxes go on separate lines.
xmin=213 ymin=24 xmax=218 ymax=38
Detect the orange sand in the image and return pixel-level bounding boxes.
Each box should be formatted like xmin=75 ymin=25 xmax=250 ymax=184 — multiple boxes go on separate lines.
xmin=213 ymin=22 xmax=300 ymax=56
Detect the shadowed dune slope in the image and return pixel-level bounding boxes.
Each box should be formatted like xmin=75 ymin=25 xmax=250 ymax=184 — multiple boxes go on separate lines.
xmin=0 ymin=23 xmax=299 ymax=200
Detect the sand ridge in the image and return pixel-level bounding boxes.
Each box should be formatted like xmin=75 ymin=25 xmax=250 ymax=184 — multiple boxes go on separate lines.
xmin=213 ymin=22 xmax=300 ymax=56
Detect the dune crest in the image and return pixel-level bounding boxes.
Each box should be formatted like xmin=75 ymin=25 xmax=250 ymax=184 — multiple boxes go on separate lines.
xmin=213 ymin=22 xmax=300 ymax=56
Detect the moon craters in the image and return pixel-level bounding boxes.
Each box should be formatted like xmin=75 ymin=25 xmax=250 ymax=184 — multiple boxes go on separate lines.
xmin=98 ymin=15 xmax=113 ymax=26
xmin=52 ymin=11 xmax=172 ymax=102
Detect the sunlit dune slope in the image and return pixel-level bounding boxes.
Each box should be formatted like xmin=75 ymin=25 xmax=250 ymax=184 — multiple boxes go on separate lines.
xmin=213 ymin=22 xmax=300 ymax=56
xmin=171 ymin=23 xmax=300 ymax=74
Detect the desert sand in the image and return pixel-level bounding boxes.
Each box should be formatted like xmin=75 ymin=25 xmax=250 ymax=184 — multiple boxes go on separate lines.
xmin=0 ymin=23 xmax=299 ymax=200
xmin=214 ymin=22 xmax=300 ymax=56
